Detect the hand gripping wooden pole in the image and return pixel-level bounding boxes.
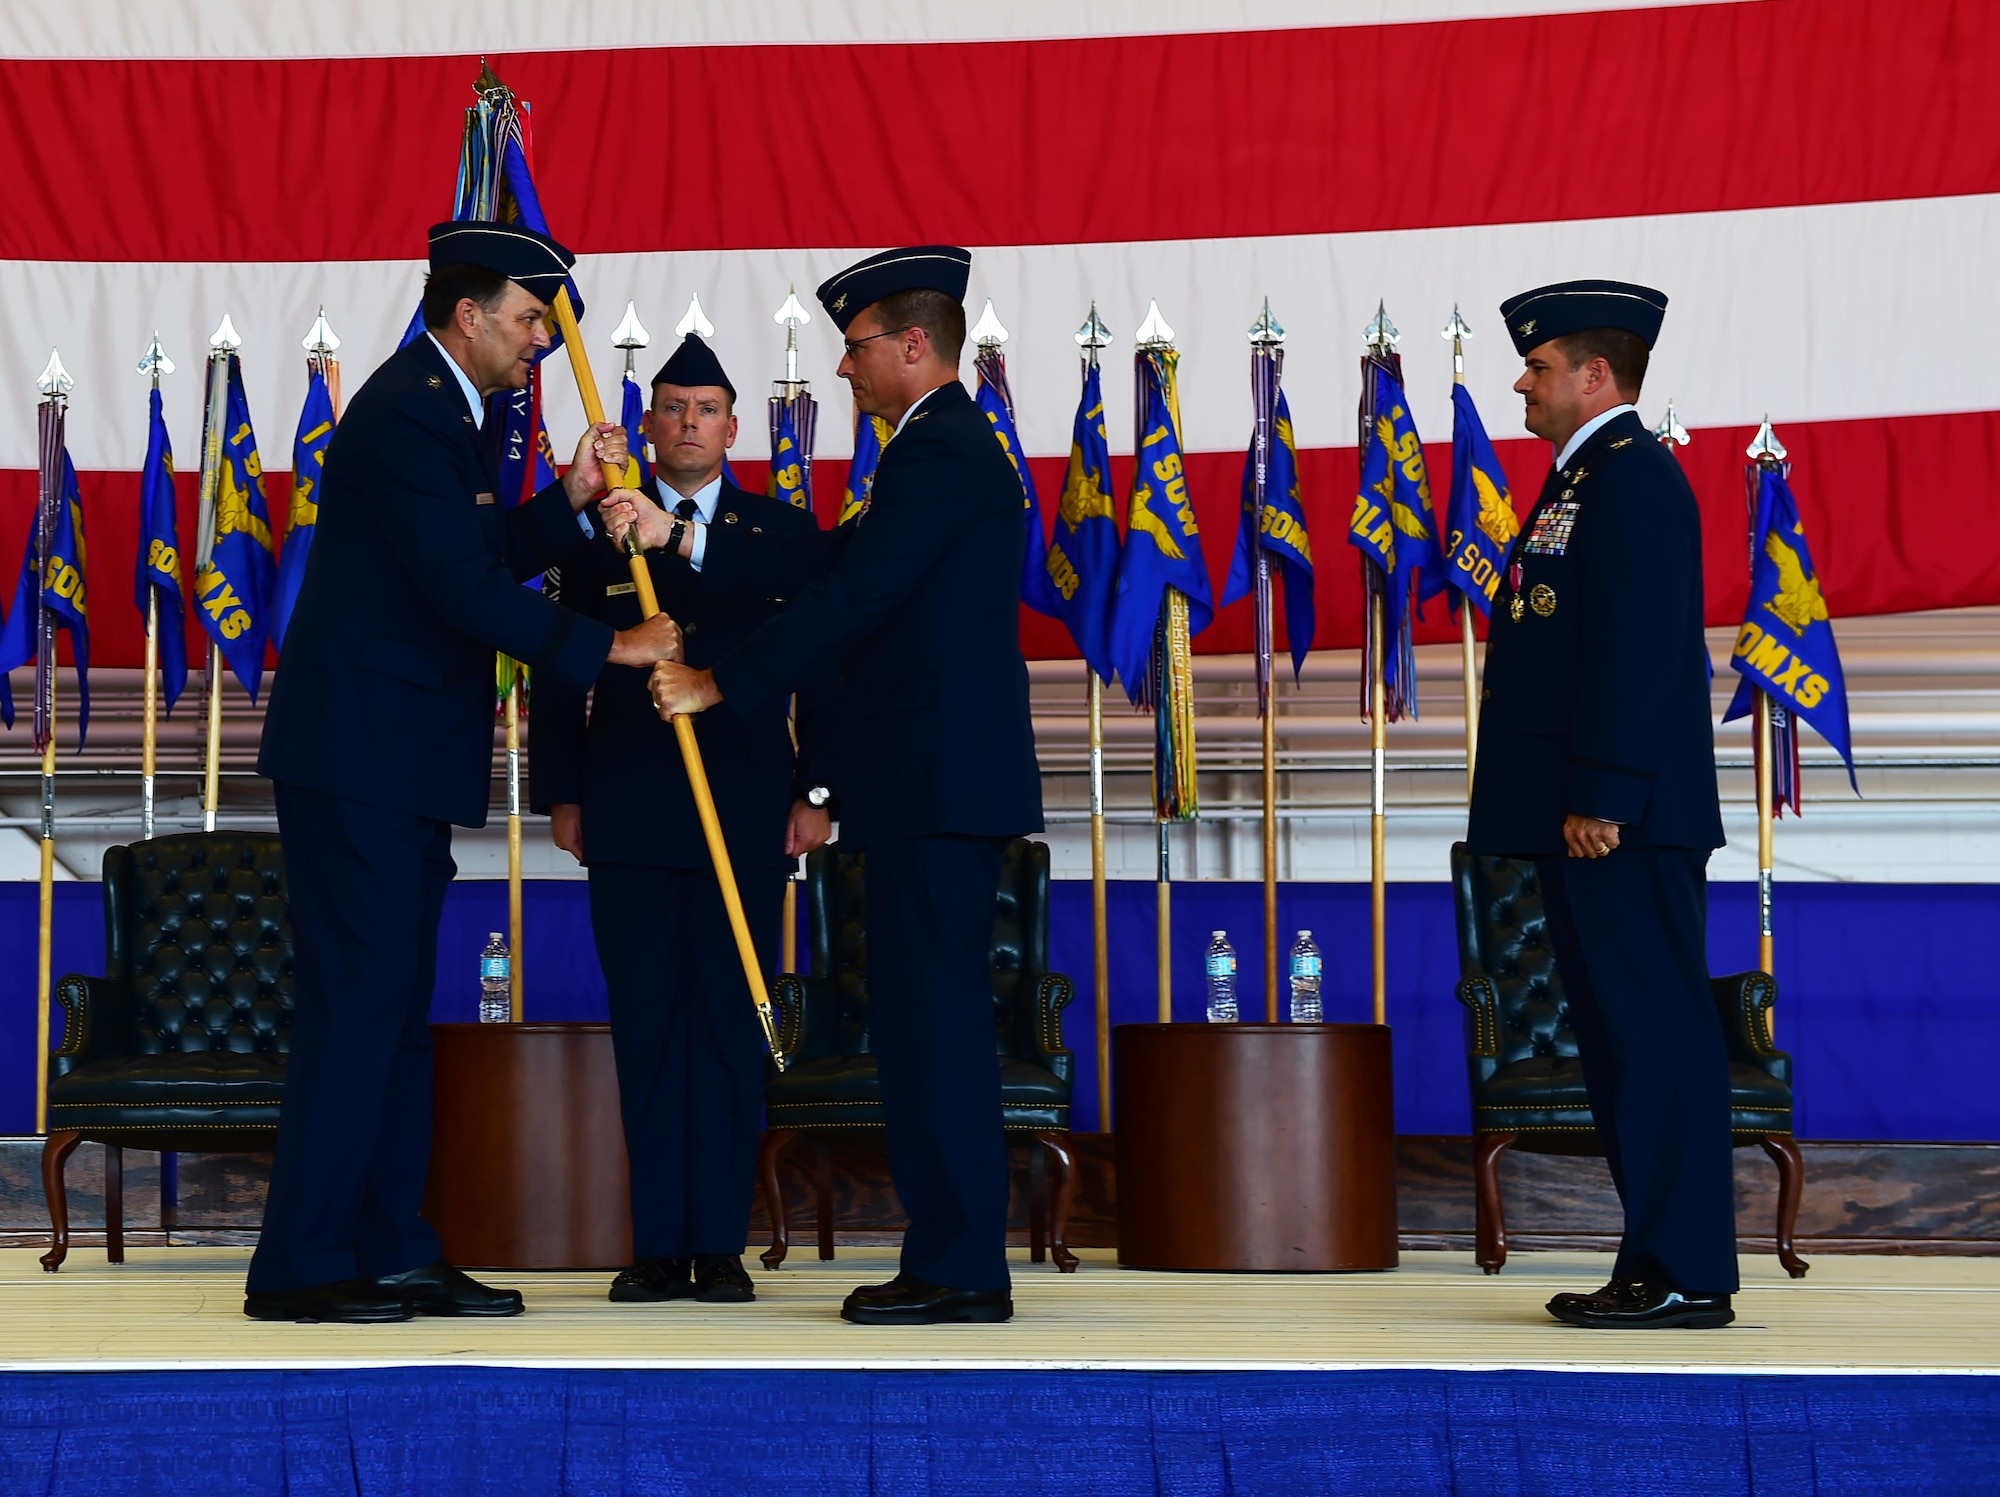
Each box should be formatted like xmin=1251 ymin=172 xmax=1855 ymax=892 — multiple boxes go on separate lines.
xmin=548 ymin=289 xmax=787 ymax=1069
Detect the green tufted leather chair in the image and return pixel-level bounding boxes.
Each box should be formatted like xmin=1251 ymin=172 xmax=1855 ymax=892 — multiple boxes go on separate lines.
xmin=757 ymin=837 xmax=1079 ymax=1271
xmin=1450 ymin=843 xmax=1806 ymax=1278
xmin=40 ymin=833 xmax=294 ymax=1271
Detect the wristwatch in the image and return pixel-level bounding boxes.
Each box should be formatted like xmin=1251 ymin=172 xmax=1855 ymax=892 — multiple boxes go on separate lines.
xmin=665 ymin=516 xmax=689 ymax=556
xmin=806 ymin=785 xmax=832 ymax=809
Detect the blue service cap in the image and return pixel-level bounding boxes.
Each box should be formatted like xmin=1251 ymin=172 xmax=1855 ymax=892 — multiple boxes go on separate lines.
xmin=1499 ymin=279 xmax=1667 ymax=356
xmin=651 ymin=332 xmax=736 ymax=401
xmin=427 ymin=221 xmax=579 ymax=312
xmin=815 ymin=245 xmax=972 ymax=333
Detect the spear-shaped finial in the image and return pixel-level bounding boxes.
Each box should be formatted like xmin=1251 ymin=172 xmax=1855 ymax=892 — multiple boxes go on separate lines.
xmin=773 ymin=286 xmax=811 ymax=335
xmin=613 ymin=301 xmax=650 ymax=350
xmin=1134 ymin=299 xmax=1175 ymax=348
xmin=674 ymin=294 xmax=714 ymax=340
xmin=209 ymin=314 xmax=242 ymax=353
xmin=1074 ymin=303 xmax=1112 ymax=357
xmin=1746 ymin=414 xmax=1787 ymax=464
xmin=36 ymin=349 xmax=73 ymax=398
xmin=475 ymin=57 xmax=508 ymax=100
xmin=1653 ymin=398 xmax=1690 ymax=447
xmin=971 ymin=299 xmax=1008 ymax=351
xmin=137 ymin=333 xmax=175 ymax=384
xmin=301 ymin=306 xmax=340 ymax=357
xmin=1364 ymin=299 xmax=1400 ymax=355
xmin=1441 ymin=304 xmax=1473 ymax=382
xmin=1247 ymin=297 xmax=1286 ymax=348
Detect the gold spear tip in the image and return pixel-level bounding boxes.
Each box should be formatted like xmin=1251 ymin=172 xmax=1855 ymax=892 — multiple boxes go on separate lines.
xmin=1134 ymin=299 xmax=1176 ymax=348
xmin=475 ymin=58 xmax=509 ymax=99
xmin=772 ymin=287 xmax=811 ymax=329
xmin=971 ymin=299 xmax=1009 ymax=350
xmin=1363 ymin=299 xmax=1400 ymax=352
xmin=1247 ymin=297 xmax=1286 ymax=346
xmin=36 ymin=349 xmax=73 ymax=397
xmin=1653 ymin=398 xmax=1690 ymax=447
xmin=136 ymin=333 xmax=175 ymax=380
xmin=1746 ymin=413 xmax=1787 ymax=463
xmin=301 ymin=306 xmax=341 ymax=357
xmin=209 ymin=314 xmax=242 ymax=352
xmin=613 ymin=301 xmax=651 ymax=349
xmin=673 ymin=293 xmax=714 ymax=340
xmin=1074 ymin=302 xmax=1113 ymax=350
xmin=1440 ymin=305 xmax=1474 ymax=344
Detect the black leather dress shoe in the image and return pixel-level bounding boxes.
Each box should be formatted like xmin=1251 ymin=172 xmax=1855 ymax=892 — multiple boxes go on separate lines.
xmin=610 ymin=1257 xmax=695 ymax=1303
xmin=244 ymin=1280 xmax=413 ymax=1324
xmin=840 ymin=1276 xmax=1012 ymax=1326
xmin=693 ymin=1255 xmax=755 ymax=1303
xmin=373 ymin=1260 xmax=524 ymax=1317
xmin=1548 ymin=1280 xmax=1733 ymax=1329
xmin=1547 ymin=1278 xmax=1636 ymax=1313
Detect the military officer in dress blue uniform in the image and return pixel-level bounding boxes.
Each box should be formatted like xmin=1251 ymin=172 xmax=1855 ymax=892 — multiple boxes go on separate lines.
xmin=533 ymin=332 xmax=837 ymax=1306
xmin=639 ymin=247 xmax=1043 ymax=1325
xmin=250 ymin=223 xmax=683 ymax=1324
xmin=1467 ymin=280 xmax=1735 ymax=1330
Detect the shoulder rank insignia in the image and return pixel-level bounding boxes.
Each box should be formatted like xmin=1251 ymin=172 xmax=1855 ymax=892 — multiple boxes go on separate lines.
xmin=427 ymin=376 xmax=443 ymax=389
xmin=1609 ymin=437 xmax=1634 ymax=450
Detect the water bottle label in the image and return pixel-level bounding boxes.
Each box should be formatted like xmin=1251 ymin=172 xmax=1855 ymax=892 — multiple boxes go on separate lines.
xmin=480 ymin=957 xmax=509 ymax=980
xmin=1206 ymin=953 xmax=1235 ymax=978
xmin=1291 ymin=954 xmax=1322 ymax=978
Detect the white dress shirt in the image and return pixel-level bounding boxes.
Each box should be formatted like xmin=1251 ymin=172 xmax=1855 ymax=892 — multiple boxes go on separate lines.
xmin=426 ymin=333 xmax=483 ymax=429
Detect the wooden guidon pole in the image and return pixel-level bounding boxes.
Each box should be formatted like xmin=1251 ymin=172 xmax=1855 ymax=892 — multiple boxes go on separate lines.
xmin=548 ymin=288 xmax=787 ymax=1068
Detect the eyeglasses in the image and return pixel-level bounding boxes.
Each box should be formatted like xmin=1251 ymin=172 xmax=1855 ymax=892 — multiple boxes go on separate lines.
xmin=841 ymin=326 xmax=915 ymax=358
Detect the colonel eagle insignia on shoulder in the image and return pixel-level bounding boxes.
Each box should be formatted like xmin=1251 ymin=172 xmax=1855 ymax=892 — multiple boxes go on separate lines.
xmin=1763 ymin=531 xmax=1829 ymax=633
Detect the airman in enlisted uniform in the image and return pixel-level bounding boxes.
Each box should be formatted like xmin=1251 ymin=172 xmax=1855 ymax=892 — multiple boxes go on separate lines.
xmin=641 ymin=246 xmax=1044 ymax=1325
xmin=1467 ymin=280 xmax=1735 ymax=1330
xmin=250 ymin=223 xmax=682 ymax=1324
xmin=533 ymin=332 xmax=837 ymax=1306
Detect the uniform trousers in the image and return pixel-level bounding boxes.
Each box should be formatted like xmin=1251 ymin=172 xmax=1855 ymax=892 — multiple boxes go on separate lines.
xmin=589 ymin=863 xmax=782 ymax=1260
xmin=863 ymin=835 xmax=1012 ymax=1293
xmin=1536 ymin=845 xmax=1740 ymax=1295
xmin=248 ymin=782 xmax=452 ymax=1293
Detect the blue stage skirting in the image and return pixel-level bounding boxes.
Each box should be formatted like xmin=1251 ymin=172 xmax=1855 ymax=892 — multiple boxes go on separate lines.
xmin=4 ymin=878 xmax=1997 ymax=1141
xmin=2 ymin=1367 xmax=1996 ymax=1495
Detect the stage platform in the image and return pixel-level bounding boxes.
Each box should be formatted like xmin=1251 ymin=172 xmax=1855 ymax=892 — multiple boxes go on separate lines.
xmin=4 ymin=1247 xmax=1998 ymax=1491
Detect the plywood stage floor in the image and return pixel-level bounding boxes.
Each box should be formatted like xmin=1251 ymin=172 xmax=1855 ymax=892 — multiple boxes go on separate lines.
xmin=3 ymin=1247 xmax=1997 ymax=1377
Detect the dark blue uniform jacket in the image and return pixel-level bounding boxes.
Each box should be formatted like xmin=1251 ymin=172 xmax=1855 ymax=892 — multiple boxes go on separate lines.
xmin=1467 ymin=409 xmax=1724 ymax=858
xmin=710 ymin=380 xmax=1042 ymax=850
xmin=259 ymin=336 xmax=612 ymax=828
xmin=529 ymin=476 xmax=839 ymax=872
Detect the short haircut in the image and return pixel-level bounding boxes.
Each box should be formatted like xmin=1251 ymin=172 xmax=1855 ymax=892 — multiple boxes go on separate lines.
xmin=421 ymin=264 xmax=513 ymax=331
xmin=649 ymin=380 xmax=734 ymax=414
xmin=870 ymin=288 xmax=966 ymax=365
xmin=1553 ymin=327 xmax=1650 ymax=399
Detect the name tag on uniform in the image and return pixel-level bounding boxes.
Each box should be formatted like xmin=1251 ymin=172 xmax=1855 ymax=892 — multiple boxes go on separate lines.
xmin=1522 ymin=501 xmax=1578 ymax=555
xmin=475 ymin=492 xmax=497 ymax=507
xmin=605 ymin=581 xmax=636 ymax=597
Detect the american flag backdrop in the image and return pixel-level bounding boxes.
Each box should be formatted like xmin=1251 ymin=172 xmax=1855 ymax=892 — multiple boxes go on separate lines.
xmin=2 ymin=0 xmax=1997 ymax=674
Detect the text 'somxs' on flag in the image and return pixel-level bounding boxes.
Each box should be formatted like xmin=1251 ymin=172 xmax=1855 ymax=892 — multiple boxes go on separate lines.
xmin=194 ymin=354 xmax=277 ymax=701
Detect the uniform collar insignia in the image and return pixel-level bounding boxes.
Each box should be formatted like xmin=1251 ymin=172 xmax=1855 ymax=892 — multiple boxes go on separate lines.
xmin=1570 ymin=466 xmax=1588 ymax=484
xmin=427 ymin=375 xmax=443 ymax=389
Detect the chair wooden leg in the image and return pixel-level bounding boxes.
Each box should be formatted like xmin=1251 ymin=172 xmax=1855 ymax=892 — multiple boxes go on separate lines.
xmin=814 ymin=1140 xmax=835 ymax=1261
xmin=105 ymin=1144 xmax=125 ymax=1264
xmin=1035 ymin=1131 xmax=1079 ymax=1273
xmin=1028 ymin=1140 xmax=1046 ymax=1264
xmin=1474 ymin=1132 xmax=1517 ymax=1275
xmin=39 ymin=1131 xmax=84 ymax=1273
xmin=758 ymin=1129 xmax=793 ymax=1270
xmin=1760 ymin=1134 xmax=1810 ymax=1279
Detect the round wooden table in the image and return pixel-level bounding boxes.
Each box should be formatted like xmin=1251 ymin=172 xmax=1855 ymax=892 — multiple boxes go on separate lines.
xmin=1112 ymin=1023 xmax=1399 ymax=1272
xmin=425 ymin=1023 xmax=632 ymax=1270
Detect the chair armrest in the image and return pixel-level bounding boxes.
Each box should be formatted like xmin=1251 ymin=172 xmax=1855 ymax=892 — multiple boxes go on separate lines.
xmin=1712 ymin=970 xmax=1786 ymax=1070
xmin=1030 ymin=972 xmax=1077 ymax=1087
xmin=770 ymin=972 xmax=840 ymax=1067
xmin=50 ymin=972 xmax=131 ymax=1079
xmin=1455 ymin=974 xmax=1502 ymax=1059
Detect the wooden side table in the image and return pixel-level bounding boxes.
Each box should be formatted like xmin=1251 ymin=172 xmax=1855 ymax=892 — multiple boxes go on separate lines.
xmin=425 ymin=1022 xmax=632 ymax=1269
xmin=1112 ymin=1023 xmax=1399 ymax=1272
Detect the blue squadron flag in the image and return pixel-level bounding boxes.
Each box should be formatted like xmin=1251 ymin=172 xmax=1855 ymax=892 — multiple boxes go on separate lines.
xmin=1349 ymin=367 xmax=1446 ymax=715
xmin=618 ymin=369 xmax=653 ymax=493
xmin=0 ymin=452 xmax=92 ymax=744
xmin=974 ymin=350 xmax=1061 ymax=618
xmin=1223 ymin=388 xmax=1315 ymax=680
xmin=1443 ymin=382 xmax=1518 ymax=618
xmin=839 ymin=410 xmax=893 ymax=525
xmin=194 ymin=355 xmax=277 ymax=701
xmin=1045 ymin=361 xmax=1121 ymax=684
xmin=135 ymin=386 xmax=188 ymax=714
xmin=270 ymin=361 xmax=334 ymax=650
xmin=768 ymin=398 xmax=811 ymax=512
xmin=1109 ymin=351 xmax=1213 ymax=703
xmin=1724 ymin=464 xmax=1856 ymax=792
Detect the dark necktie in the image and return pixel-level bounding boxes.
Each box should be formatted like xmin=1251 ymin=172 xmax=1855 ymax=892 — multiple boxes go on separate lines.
xmin=675 ymin=498 xmax=698 ymax=522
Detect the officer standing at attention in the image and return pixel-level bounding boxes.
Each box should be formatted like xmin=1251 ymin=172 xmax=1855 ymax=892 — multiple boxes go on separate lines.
xmin=534 ymin=332 xmax=836 ymax=1306
xmin=641 ymin=247 xmax=1043 ymax=1326
xmin=250 ymin=223 xmax=683 ymax=1324
xmin=1467 ymin=280 xmax=1734 ymax=1330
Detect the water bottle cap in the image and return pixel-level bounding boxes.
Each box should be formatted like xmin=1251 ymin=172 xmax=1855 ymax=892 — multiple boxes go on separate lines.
xmin=1297 ymin=929 xmax=1311 ymax=940
xmin=1212 ymin=929 xmax=1225 ymax=939
xmin=488 ymin=932 xmax=502 ymax=942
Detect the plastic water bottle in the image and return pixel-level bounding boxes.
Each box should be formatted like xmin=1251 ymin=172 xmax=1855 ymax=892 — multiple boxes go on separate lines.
xmin=479 ymin=932 xmax=511 ymax=1023
xmin=1288 ymin=930 xmax=1323 ymax=1024
xmin=1204 ymin=931 xmax=1239 ymax=1023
